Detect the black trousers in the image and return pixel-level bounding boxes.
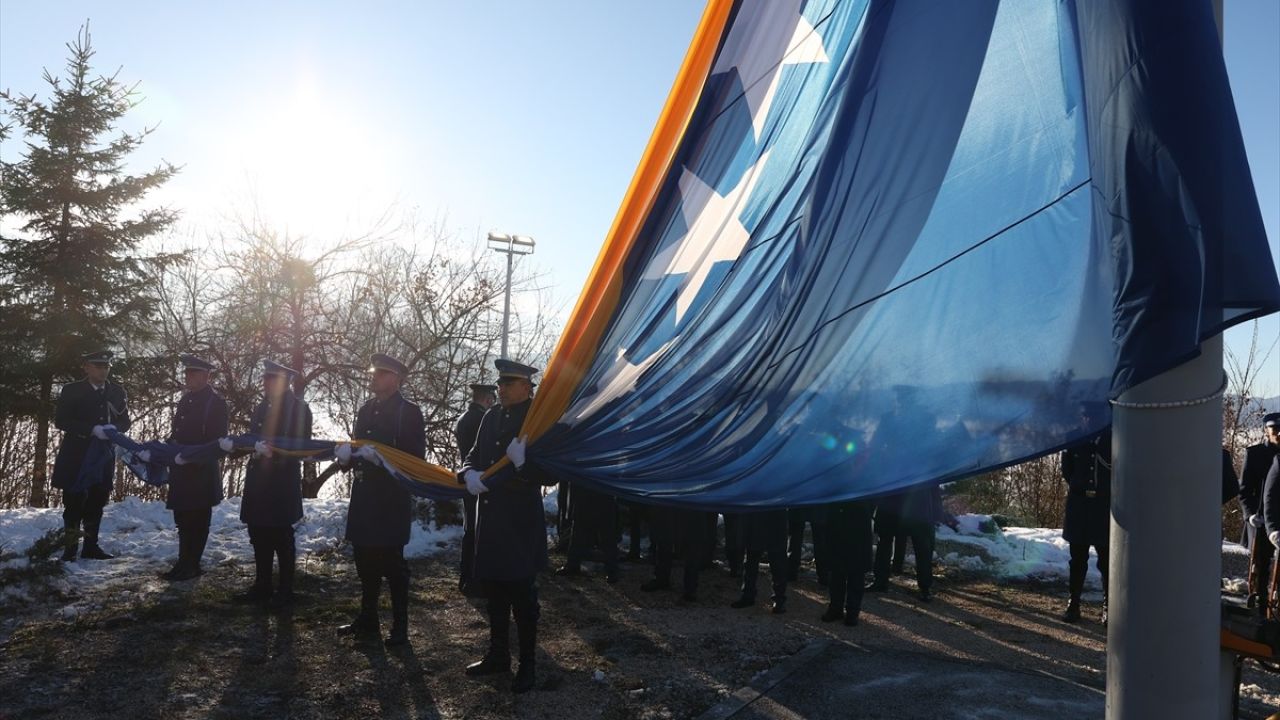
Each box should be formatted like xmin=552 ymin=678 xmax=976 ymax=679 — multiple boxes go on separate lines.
xmin=875 ymin=519 xmax=935 ymax=591
xmin=787 ymin=508 xmax=828 ymax=580
xmin=566 ymin=507 xmax=619 ymax=573
xmin=247 ymin=525 xmax=296 ymax=591
xmin=724 ymin=514 xmax=744 ymax=574
xmin=1247 ymin=524 xmax=1274 ymax=602
xmin=827 ymin=503 xmax=875 ymax=616
xmin=741 ymin=541 xmax=788 ymax=603
xmin=62 ymin=485 xmax=111 ymax=547
xmin=624 ymin=502 xmax=647 ymax=557
xmin=461 ymin=495 xmax=478 ymax=588
xmin=173 ymin=507 xmax=212 ymax=569
xmin=354 ymin=545 xmax=409 ymax=625
xmin=483 ymin=577 xmax=540 ymax=662
xmin=1067 ymin=540 xmax=1109 ymax=600
xmin=651 ymin=510 xmax=710 ymax=595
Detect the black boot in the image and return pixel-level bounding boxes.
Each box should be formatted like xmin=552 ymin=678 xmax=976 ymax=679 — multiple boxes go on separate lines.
xmin=80 ymin=522 xmax=114 ymax=560
xmin=270 ymin=541 xmax=296 ymax=609
xmin=234 ymin=543 xmax=274 ymax=604
xmin=341 ymin=577 xmax=381 ymax=635
xmin=1062 ymin=597 xmax=1082 ymax=623
xmin=512 ymin=621 xmax=537 ymax=693
xmin=61 ymin=530 xmax=79 ymax=562
xmin=820 ymin=605 xmax=843 ymax=622
xmin=185 ymin=526 xmax=210 ymax=577
xmin=467 ymin=604 xmax=511 ymax=676
xmin=385 ymin=576 xmax=410 ymax=647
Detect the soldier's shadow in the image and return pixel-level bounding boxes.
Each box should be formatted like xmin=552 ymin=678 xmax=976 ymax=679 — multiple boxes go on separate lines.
xmin=214 ymin=604 xmax=300 ymax=717
xmin=355 ymin=633 xmax=442 ymax=719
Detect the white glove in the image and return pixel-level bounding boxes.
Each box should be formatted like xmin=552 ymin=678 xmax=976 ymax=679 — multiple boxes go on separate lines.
xmin=1250 ymin=514 xmax=1265 ymax=528
xmin=335 ymin=443 xmax=352 ymax=465
xmin=254 ymin=441 xmax=272 ymax=458
xmin=219 ymin=437 xmax=234 ymax=453
xmin=138 ymin=450 xmax=151 ymax=463
xmin=174 ymin=454 xmax=188 ymax=466
xmin=92 ymin=425 xmax=108 ymax=440
xmin=1270 ymin=531 xmax=1280 ymax=549
xmin=464 ymin=469 xmax=488 ymax=496
xmin=506 ymin=436 xmax=527 ymax=469
xmin=356 ymin=444 xmax=379 ymax=463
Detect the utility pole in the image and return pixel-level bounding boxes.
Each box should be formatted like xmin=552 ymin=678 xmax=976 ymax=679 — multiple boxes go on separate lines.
xmin=487 ymin=232 xmax=536 ymax=359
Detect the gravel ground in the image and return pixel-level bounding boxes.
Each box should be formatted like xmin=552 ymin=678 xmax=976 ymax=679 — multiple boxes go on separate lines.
xmin=1 ymin=545 xmax=1277 ymax=719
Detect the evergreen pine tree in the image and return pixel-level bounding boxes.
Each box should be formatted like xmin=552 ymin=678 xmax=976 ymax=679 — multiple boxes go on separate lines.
xmin=0 ymin=24 xmax=181 ymax=506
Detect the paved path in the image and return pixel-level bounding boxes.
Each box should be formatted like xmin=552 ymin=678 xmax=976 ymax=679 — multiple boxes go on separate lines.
xmin=698 ymin=638 xmax=1105 ymax=720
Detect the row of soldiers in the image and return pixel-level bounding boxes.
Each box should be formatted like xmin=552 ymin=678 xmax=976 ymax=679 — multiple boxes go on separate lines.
xmin=541 ymin=469 xmax=953 ymax=626
xmin=51 ymin=349 xmax=1280 ymax=695
xmin=53 ymin=351 xmax=553 ymax=693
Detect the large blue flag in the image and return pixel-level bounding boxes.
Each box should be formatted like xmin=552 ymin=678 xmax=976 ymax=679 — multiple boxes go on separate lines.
xmin=517 ymin=0 xmax=1279 ymax=509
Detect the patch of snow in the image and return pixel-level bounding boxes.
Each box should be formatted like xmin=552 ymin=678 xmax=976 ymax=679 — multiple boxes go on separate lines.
xmin=0 ymin=495 xmax=462 ymax=595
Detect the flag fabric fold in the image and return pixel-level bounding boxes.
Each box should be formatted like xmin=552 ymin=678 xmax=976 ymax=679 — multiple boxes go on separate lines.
xmin=81 ymin=429 xmax=466 ymax=501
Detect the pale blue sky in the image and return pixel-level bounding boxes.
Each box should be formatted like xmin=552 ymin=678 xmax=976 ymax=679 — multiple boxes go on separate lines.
xmin=2 ymin=1 xmax=1277 ymax=395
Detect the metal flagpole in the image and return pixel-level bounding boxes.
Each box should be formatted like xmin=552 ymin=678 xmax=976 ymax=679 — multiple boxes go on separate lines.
xmin=1107 ymin=5 xmax=1226 ymax=716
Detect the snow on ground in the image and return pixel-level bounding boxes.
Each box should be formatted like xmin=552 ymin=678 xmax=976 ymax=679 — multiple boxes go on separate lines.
xmin=919 ymin=514 xmax=1248 ymax=590
xmin=1 ymin=502 xmax=1245 ymax=598
xmin=0 ymin=496 xmax=462 ymax=595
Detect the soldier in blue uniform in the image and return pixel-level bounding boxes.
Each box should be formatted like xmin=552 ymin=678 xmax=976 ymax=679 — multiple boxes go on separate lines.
xmin=459 ymin=359 xmax=555 ymax=694
xmin=870 ymin=486 xmax=948 ymax=603
xmin=729 ymin=509 xmax=790 ymax=613
xmin=52 ymin=350 xmax=131 ymax=561
xmin=234 ymin=360 xmax=313 ymax=608
xmin=335 ymin=353 xmax=426 ymax=647
xmin=1242 ymin=412 xmax=1280 ymax=609
xmin=1059 ymin=401 xmax=1112 ymax=623
xmin=161 ymin=354 xmax=229 ymax=581
xmin=555 ymin=480 xmax=620 ymax=584
xmin=822 ymin=499 xmax=876 ymax=625
xmin=641 ymin=506 xmax=713 ymax=601
xmin=454 ymin=382 xmax=496 ymax=597
xmin=1262 ymin=449 xmax=1280 ymax=612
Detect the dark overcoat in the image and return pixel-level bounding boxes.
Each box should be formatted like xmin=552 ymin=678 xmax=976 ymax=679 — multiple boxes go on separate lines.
xmin=166 ymin=385 xmax=229 ymax=510
xmin=460 ymin=398 xmax=555 ymax=582
xmin=1061 ymin=431 xmax=1111 ymax=546
xmin=454 ymin=403 xmax=486 ymax=463
xmin=240 ymin=390 xmax=312 ymax=527
xmin=51 ymin=380 xmax=131 ymax=490
xmin=345 ymin=391 xmax=426 ymax=547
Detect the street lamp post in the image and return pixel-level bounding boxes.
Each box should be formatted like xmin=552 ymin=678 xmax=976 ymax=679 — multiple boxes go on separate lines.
xmin=487 ymin=232 xmax=536 ymax=359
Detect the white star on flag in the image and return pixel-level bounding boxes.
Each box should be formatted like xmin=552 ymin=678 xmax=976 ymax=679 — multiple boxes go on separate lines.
xmin=566 ymin=151 xmax=773 ymax=425
xmin=564 ymin=342 xmax=675 ymax=424
xmin=712 ymin=0 xmax=830 ymax=139
xmin=643 ymin=149 xmax=771 ymax=323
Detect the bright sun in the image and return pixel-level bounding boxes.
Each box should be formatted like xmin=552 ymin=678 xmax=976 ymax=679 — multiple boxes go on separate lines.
xmin=221 ymin=73 xmax=394 ymax=238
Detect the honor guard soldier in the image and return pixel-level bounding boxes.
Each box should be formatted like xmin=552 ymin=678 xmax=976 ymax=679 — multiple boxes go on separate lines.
xmin=1242 ymin=412 xmax=1280 ymax=609
xmin=1059 ymin=401 xmax=1112 ymax=623
xmin=235 ymin=360 xmax=313 ymax=608
xmin=52 ymin=350 xmax=131 ymax=561
xmin=335 ymin=354 xmax=426 ymax=647
xmin=455 ymin=382 xmax=496 ymax=597
xmin=822 ymin=499 xmax=876 ymax=626
xmin=729 ymin=509 xmax=790 ymax=613
xmin=161 ymin=354 xmax=229 ymax=580
xmin=555 ymin=478 xmax=620 ymax=584
xmin=460 ymin=359 xmax=555 ymax=694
